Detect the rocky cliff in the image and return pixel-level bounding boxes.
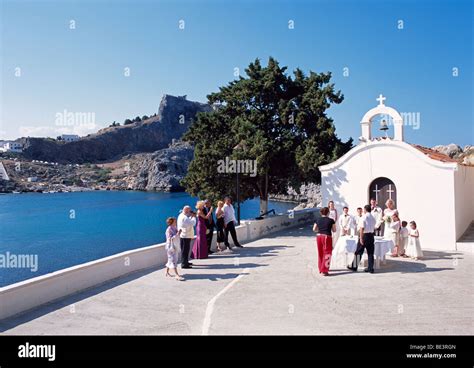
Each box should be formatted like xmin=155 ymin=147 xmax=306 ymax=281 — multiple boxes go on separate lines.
xmin=107 ymin=140 xmax=194 ymax=192
xmin=20 ymin=95 xmax=211 ymax=164
xmin=431 ymin=144 xmax=474 ymax=165
xmin=0 ymin=140 xmax=194 ymax=193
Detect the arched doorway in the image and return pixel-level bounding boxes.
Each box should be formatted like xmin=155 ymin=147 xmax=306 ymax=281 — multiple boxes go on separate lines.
xmin=368 ymin=177 xmax=397 ymax=210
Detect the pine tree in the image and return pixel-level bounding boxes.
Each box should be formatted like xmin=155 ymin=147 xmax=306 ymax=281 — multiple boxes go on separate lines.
xmin=182 ymin=57 xmax=352 ymax=214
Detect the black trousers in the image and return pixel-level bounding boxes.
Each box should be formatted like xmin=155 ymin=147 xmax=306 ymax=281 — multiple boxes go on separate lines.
xmin=224 ymin=221 xmax=240 ymax=247
xmin=351 ymin=233 xmax=375 ymax=271
xmin=180 ymin=238 xmax=192 ymax=266
xmin=374 ymin=225 xmax=382 ymax=237
xmin=375 ymin=222 xmax=385 ymax=237
xmin=206 ymin=228 xmax=214 ymax=252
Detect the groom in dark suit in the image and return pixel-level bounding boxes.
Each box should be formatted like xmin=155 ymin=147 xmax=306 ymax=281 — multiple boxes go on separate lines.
xmin=203 ymin=199 xmax=215 ymax=255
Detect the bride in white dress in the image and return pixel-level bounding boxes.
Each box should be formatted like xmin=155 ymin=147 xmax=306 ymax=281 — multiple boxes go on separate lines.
xmin=383 ymin=199 xmax=398 ymax=235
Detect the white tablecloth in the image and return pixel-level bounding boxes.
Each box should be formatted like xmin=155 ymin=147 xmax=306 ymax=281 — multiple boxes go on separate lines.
xmin=330 ymin=235 xmax=394 ymax=269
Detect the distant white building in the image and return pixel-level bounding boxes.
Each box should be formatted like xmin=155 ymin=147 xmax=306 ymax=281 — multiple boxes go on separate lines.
xmin=60 ymin=134 xmax=80 ymax=142
xmin=0 ymin=141 xmax=23 ymax=153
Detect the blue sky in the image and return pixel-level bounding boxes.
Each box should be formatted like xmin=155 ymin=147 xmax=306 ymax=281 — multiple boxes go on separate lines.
xmin=0 ymin=0 xmax=472 ymax=147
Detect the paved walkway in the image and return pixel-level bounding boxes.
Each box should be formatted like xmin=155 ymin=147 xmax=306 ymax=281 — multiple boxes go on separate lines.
xmin=1 ymin=227 xmax=472 ymax=335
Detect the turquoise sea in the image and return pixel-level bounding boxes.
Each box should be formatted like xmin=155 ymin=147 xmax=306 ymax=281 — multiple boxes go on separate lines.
xmin=0 ymin=191 xmax=295 ymax=287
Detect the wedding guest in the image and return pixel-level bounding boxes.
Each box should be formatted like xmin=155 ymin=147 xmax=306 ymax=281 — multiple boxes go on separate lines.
xmin=347 ymin=205 xmax=376 ymax=274
xmin=354 ymin=207 xmax=363 ymax=235
xmin=165 ymin=217 xmax=184 ymax=281
xmin=406 ymin=221 xmax=423 ymax=260
xmin=339 ymin=206 xmax=353 ymax=236
xmin=203 ymin=199 xmax=215 ymax=255
xmin=192 ymin=201 xmax=212 ymax=259
xmin=223 ymin=196 xmax=243 ymax=249
xmin=370 ymin=198 xmax=384 ymax=236
xmin=389 ymin=213 xmax=401 ymax=257
xmin=328 ymin=200 xmax=339 ymax=243
xmin=328 ymin=200 xmax=338 ymax=222
xmin=383 ymin=199 xmax=398 ymax=238
xmin=312 ymin=207 xmax=336 ymax=276
xmin=177 ymin=205 xmax=197 ymax=269
xmin=399 ymin=221 xmax=409 ymax=257
xmin=215 ymin=201 xmax=226 ymax=252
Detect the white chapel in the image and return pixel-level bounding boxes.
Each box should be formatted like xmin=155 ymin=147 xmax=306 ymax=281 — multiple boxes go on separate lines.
xmin=319 ymin=95 xmax=474 ymax=251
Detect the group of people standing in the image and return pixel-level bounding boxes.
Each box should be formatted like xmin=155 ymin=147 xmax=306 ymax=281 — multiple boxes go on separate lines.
xmin=163 ymin=197 xmax=243 ymax=281
xmin=313 ymin=198 xmax=423 ymax=276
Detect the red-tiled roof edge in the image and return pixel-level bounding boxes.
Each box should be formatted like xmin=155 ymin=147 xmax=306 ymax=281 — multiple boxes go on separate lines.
xmin=410 ymin=144 xmax=472 ymax=166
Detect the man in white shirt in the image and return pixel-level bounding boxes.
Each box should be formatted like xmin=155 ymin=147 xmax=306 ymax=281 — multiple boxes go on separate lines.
xmin=338 ymin=206 xmax=353 ymax=236
xmin=177 ymin=205 xmax=196 ymax=268
xmin=370 ymin=198 xmax=384 ymax=236
xmin=223 ymin=196 xmax=243 ymax=249
xmin=347 ymin=204 xmax=376 ymax=273
xmin=354 ymin=207 xmax=363 ymax=235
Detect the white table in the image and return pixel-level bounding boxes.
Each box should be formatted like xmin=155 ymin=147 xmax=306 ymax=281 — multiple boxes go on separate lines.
xmin=330 ymin=235 xmax=394 ymax=269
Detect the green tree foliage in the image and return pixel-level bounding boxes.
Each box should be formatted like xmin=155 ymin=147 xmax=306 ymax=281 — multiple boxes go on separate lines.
xmin=124 ymin=119 xmax=133 ymax=125
xmin=182 ymin=57 xmax=352 ymax=212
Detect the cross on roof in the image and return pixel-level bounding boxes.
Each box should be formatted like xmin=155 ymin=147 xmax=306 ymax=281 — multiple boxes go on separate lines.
xmin=376 ymin=94 xmax=386 ymax=106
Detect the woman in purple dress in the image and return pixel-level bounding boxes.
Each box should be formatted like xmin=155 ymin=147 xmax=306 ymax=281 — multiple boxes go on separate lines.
xmin=192 ymin=200 xmax=213 ymax=259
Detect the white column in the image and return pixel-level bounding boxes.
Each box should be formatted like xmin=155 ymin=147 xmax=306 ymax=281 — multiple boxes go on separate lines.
xmin=394 ymin=119 xmax=404 ymax=141
xmin=361 ymin=121 xmax=371 ymax=140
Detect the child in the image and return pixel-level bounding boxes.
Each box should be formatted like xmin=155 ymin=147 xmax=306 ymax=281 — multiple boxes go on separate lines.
xmin=406 ymin=221 xmax=423 ymax=260
xmin=399 ymin=221 xmax=409 ymax=257
xmin=389 ymin=213 xmax=401 ymax=257
xmin=165 ymin=217 xmax=184 ymax=281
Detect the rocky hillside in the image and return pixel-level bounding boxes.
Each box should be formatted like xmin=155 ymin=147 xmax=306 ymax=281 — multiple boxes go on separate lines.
xmin=20 ymin=95 xmax=211 ymax=164
xmin=0 ymin=140 xmax=194 ymax=193
xmin=106 ymin=140 xmax=194 ymax=192
xmin=431 ymin=144 xmax=474 ymax=165
xmin=270 ymin=183 xmax=322 ymax=207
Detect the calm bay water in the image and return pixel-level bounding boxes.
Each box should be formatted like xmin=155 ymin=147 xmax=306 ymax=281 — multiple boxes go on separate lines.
xmin=0 ymin=191 xmax=295 ymax=286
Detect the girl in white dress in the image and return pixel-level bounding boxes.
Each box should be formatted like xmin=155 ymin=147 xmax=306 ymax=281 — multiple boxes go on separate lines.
xmin=406 ymin=221 xmax=423 ymax=260
xmin=165 ymin=217 xmax=184 ymax=281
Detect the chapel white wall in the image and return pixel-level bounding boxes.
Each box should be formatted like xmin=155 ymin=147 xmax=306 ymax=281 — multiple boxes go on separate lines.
xmin=320 ymin=142 xmax=456 ymax=250
xmin=454 ymin=165 xmax=474 ymax=240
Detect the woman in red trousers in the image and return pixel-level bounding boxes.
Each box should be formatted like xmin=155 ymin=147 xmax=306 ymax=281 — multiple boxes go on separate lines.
xmin=313 ymin=207 xmax=336 ymax=276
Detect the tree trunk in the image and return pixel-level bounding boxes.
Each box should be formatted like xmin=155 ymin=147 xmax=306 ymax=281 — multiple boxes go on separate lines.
xmin=259 ymin=172 xmax=269 ymax=215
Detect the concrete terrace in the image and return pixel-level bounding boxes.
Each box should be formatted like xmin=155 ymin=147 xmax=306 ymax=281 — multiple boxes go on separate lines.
xmin=1 ymin=227 xmax=473 ymax=335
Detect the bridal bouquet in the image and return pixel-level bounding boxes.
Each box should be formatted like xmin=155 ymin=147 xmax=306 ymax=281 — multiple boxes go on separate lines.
xmin=383 ymin=215 xmax=392 ymax=223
